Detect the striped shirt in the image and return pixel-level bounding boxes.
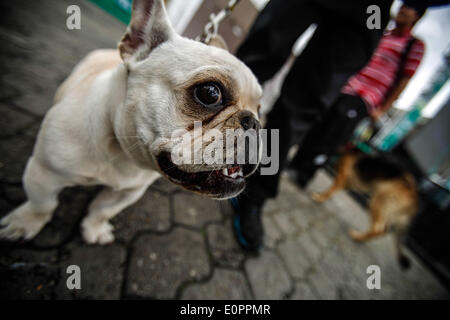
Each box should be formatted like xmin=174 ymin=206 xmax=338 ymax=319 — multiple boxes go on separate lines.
xmin=342 ymin=29 xmax=425 ymax=114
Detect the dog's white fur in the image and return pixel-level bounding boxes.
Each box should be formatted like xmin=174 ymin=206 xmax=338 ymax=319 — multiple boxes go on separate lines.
xmin=0 ymin=0 xmax=262 ymax=244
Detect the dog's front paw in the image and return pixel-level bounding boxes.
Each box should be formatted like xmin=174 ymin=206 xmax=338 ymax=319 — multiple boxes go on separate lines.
xmin=0 ymin=207 xmax=48 ymax=241
xmin=81 ymin=219 xmax=115 ymax=245
xmin=311 ymin=192 xmax=326 ymax=203
xmin=349 ymin=230 xmax=365 ymax=241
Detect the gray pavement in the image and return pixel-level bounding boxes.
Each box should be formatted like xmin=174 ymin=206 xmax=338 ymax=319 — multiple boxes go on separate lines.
xmin=0 ymin=0 xmax=448 ymax=300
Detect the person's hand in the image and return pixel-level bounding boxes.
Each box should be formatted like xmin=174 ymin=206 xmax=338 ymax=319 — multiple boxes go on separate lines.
xmin=370 ymin=108 xmax=384 ymax=123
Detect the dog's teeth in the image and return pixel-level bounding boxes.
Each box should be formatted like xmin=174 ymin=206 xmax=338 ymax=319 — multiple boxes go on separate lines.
xmin=222 ymin=167 xmax=243 ymax=179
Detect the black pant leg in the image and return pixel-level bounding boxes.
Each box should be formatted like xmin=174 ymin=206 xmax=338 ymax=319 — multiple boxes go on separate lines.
xmin=236 ymin=0 xmax=322 ymax=84
xmin=242 ymin=22 xmax=345 ymax=202
xmin=290 ymin=94 xmax=368 ymax=182
xmin=242 ymin=99 xmax=293 ymax=204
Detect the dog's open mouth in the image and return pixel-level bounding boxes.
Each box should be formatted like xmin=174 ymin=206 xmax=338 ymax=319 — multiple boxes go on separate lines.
xmin=156 ymin=152 xmax=247 ymax=199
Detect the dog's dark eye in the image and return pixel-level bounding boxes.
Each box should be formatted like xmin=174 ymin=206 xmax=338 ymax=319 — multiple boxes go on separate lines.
xmin=194 ymin=83 xmax=223 ymax=109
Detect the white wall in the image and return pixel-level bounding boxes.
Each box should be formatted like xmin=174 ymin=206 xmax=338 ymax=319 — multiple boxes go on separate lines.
xmin=166 ymin=0 xmax=203 ymax=34
xmin=391 ymin=0 xmax=450 ymax=118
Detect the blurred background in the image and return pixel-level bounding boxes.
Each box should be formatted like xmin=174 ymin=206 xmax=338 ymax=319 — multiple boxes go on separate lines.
xmin=0 ymin=0 xmax=449 ymax=299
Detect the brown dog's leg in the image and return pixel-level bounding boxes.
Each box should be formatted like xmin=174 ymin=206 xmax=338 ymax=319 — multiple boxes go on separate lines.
xmin=349 ymin=192 xmax=387 ymax=241
xmin=349 ymin=221 xmax=386 ymax=241
xmin=312 ymin=153 xmax=353 ymax=203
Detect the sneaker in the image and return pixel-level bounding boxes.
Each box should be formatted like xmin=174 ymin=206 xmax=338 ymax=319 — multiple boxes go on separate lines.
xmin=230 ymin=196 xmax=263 ymax=253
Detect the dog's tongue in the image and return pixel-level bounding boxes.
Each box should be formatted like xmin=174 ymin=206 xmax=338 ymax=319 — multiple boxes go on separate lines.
xmin=228 ymin=166 xmax=240 ymax=174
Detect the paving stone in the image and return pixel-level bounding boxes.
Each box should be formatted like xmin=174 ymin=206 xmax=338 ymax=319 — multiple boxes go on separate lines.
xmin=0 ymin=0 xmax=125 ymax=116
xmin=0 ymin=181 xmax=27 ymax=208
xmin=173 ymin=192 xmax=222 ymax=228
xmin=0 ymin=185 xmax=99 ymax=249
xmin=305 ymin=170 xmax=334 ymax=194
xmin=262 ymin=199 xmax=279 ymax=215
xmin=279 ymin=176 xmax=314 ymax=206
xmin=295 ymin=232 xmax=323 ymax=264
xmin=0 ymin=261 xmax=59 ymax=299
xmin=331 ymin=234 xmax=379 ymax=281
xmin=403 ymin=258 xmax=449 ymax=298
xmin=309 ymin=218 xmax=342 ymax=249
xmin=272 ymin=211 xmax=297 ymax=236
xmin=0 ymin=81 xmax=20 ymax=101
xmin=334 ymin=256 xmax=415 ymax=300
xmin=0 ymin=103 xmax=37 ymax=138
xmin=319 ymin=243 xmax=358 ymax=280
xmin=392 ymin=265 xmax=449 ymax=299
xmin=181 ymin=269 xmax=252 ymax=300
xmin=283 ymin=206 xmax=316 ymax=231
xmin=55 ymin=241 xmax=126 ymax=300
xmin=0 ymin=247 xmax=60 ymax=300
xmin=310 ymin=201 xmax=335 ymax=221
xmin=309 ymin=173 xmax=369 ymax=232
xmin=112 ymin=189 xmax=171 ymax=242
xmin=272 ymin=195 xmax=301 ymax=212
xmin=322 ymin=194 xmax=369 ymax=231
xmin=338 ymin=279 xmax=396 ymax=300
xmin=262 ymin=214 xmax=283 ymax=249
xmin=314 ymin=243 xmax=372 ymax=300
xmin=363 ymin=235 xmax=399 ymax=271
xmin=278 ymin=237 xmax=312 ymax=279
xmin=314 ymin=236 xmax=406 ymax=300
xmin=0 ymin=248 xmax=58 ymax=266
xmin=206 ymin=220 xmax=244 ymax=268
xmin=0 ymin=196 xmax=15 ymax=218
xmin=150 ymin=177 xmax=181 ymax=194
xmin=362 ymin=238 xmax=449 ymax=299
xmin=290 ymin=281 xmax=319 ymax=300
xmin=307 ymin=265 xmax=340 ymax=300
xmin=31 ymin=187 xmax=100 ymax=248
xmin=0 ymin=123 xmax=39 ymax=182
xmin=127 ymin=228 xmax=210 ymax=299
xmin=217 ymin=199 xmax=234 ymax=218
xmin=245 ymin=250 xmax=292 ymax=299
xmin=264 ymin=186 xmax=309 ymax=215
xmin=263 ymin=177 xmax=310 ymax=215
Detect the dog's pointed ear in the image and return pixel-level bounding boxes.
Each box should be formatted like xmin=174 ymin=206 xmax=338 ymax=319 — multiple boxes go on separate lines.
xmin=208 ymin=35 xmax=229 ymax=52
xmin=119 ymin=0 xmax=174 ymax=62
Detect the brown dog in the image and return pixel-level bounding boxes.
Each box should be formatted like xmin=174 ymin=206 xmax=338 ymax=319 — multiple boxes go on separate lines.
xmin=312 ymin=149 xmax=419 ymax=268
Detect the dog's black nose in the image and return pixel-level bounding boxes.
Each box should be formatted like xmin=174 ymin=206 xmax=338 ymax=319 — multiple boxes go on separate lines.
xmin=239 ymin=111 xmax=259 ymax=131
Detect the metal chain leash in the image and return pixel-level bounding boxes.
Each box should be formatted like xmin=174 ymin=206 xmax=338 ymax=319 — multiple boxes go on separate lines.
xmin=196 ymin=0 xmax=242 ymax=44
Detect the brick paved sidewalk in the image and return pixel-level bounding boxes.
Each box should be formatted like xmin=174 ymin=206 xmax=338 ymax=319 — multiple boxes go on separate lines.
xmin=0 ymin=0 xmax=448 ymax=300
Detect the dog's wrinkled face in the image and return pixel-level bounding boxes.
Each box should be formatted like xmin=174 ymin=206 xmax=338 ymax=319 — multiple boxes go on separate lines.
xmin=115 ymin=0 xmax=262 ymax=199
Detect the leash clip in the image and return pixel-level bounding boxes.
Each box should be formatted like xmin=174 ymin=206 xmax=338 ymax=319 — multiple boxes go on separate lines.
xmin=196 ymin=0 xmax=241 ymax=44
xmin=201 ymin=13 xmax=220 ymax=44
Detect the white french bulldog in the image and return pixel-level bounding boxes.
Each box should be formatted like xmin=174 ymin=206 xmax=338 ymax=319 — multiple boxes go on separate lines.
xmin=0 ymin=0 xmax=262 ymax=244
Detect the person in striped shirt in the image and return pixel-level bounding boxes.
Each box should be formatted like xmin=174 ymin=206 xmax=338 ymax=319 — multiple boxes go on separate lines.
xmin=289 ymin=2 xmax=426 ymax=187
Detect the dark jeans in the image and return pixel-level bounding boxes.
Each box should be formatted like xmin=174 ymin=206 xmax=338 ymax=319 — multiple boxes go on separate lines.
xmin=290 ymin=94 xmax=369 ymax=184
xmin=236 ymin=0 xmax=392 ymax=204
